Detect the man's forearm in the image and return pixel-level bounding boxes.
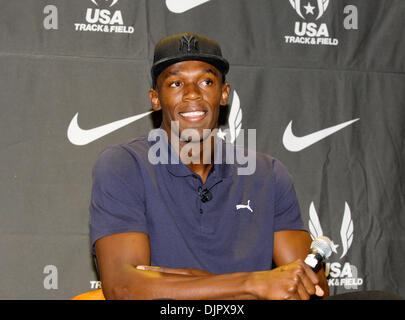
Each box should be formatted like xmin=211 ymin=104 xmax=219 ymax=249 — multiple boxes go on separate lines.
xmin=136 ymin=265 xmax=256 ymax=300
xmin=103 ymin=265 xmax=256 ymax=300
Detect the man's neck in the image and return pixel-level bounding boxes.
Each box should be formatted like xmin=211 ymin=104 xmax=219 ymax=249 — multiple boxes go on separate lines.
xmin=169 ymin=131 xmax=216 ymax=184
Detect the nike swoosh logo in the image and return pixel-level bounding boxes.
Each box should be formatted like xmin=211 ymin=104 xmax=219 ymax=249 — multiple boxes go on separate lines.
xmin=283 ymin=118 xmax=360 ymax=152
xmin=166 ymin=0 xmax=211 ymax=13
xmin=91 ymin=0 xmax=118 ymax=7
xmin=67 ymin=110 xmax=153 ymax=146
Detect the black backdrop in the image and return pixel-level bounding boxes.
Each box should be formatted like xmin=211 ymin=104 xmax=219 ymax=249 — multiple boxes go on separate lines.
xmin=0 ymin=0 xmax=404 ymax=299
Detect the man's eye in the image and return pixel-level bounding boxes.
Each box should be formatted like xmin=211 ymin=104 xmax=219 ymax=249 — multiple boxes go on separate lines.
xmin=169 ymin=81 xmax=181 ymax=87
xmin=202 ymin=79 xmax=213 ymax=86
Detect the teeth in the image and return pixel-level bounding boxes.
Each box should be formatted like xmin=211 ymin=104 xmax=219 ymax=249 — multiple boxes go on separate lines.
xmin=180 ymin=111 xmax=206 ymax=117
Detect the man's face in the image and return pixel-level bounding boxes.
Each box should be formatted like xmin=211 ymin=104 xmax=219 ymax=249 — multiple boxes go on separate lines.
xmin=150 ymin=60 xmax=230 ymax=142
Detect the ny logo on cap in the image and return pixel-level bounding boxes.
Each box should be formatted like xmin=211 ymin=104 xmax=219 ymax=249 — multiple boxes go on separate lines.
xmin=179 ymin=35 xmax=199 ymax=53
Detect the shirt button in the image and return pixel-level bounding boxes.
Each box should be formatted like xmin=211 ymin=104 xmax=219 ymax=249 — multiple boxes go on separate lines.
xmin=200 ymin=208 xmax=203 ymax=214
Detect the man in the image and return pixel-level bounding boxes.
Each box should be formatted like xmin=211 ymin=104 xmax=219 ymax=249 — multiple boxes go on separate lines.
xmin=90 ymin=32 xmax=329 ymax=299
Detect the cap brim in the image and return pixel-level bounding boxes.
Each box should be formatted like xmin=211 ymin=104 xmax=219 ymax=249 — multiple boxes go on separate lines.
xmin=151 ymin=54 xmax=229 ymax=86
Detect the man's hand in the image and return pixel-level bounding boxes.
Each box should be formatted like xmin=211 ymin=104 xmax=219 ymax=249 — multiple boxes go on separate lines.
xmin=247 ymin=259 xmax=324 ymax=300
xmin=273 ymin=230 xmax=329 ymax=297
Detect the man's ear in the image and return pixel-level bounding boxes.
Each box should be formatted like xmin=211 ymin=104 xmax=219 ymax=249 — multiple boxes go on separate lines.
xmin=220 ymin=82 xmax=231 ymax=106
xmin=149 ymin=88 xmax=161 ymax=111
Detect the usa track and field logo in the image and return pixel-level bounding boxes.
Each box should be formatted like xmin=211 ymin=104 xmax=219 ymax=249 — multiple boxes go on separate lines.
xmin=74 ymin=0 xmax=134 ymax=34
xmin=308 ymin=202 xmax=364 ymax=289
xmin=285 ymin=0 xmax=338 ymax=46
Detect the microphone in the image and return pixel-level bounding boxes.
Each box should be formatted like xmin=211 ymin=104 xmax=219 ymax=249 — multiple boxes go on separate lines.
xmin=304 ymin=236 xmax=333 ymax=272
xmin=197 ymin=180 xmax=222 ymax=204
xmin=199 ymin=187 xmax=213 ymax=203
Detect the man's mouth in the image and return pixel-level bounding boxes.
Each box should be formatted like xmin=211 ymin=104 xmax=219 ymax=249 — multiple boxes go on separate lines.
xmin=179 ymin=110 xmax=208 ymax=122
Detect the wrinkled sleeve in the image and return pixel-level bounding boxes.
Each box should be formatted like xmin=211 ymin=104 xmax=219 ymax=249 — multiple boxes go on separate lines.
xmin=272 ymin=159 xmax=307 ymax=232
xmin=89 ymin=145 xmax=147 ymax=252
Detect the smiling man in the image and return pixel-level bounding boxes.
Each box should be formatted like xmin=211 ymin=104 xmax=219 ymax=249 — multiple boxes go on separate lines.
xmin=149 ymin=33 xmax=231 ymax=181
xmin=89 ymin=32 xmax=329 ymax=300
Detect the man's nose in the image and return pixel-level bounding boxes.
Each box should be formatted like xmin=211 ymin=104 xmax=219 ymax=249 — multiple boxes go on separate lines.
xmin=183 ymin=82 xmax=202 ymax=100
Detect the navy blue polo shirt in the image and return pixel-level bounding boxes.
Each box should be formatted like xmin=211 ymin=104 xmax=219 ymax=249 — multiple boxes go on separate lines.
xmin=90 ymin=131 xmax=306 ymax=274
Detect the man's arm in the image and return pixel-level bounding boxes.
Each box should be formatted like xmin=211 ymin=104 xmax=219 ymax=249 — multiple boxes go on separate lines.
xmin=95 ymin=232 xmax=254 ymax=299
xmin=95 ymin=231 xmax=325 ymax=300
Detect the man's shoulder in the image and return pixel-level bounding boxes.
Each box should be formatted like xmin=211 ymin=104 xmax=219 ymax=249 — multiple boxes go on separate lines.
xmin=232 ymin=143 xmax=279 ymax=170
xmin=122 ymin=134 xmax=151 ymax=157
xmin=230 ymin=144 xmax=293 ymax=183
xmin=256 ymin=151 xmax=293 ymax=182
xmin=94 ymin=133 xmax=152 ymax=171
xmin=255 ymin=151 xmax=287 ymax=173
xmin=253 ymin=149 xmax=276 ymax=165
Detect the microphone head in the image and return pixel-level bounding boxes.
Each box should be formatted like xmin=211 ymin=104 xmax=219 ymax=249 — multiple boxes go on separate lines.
xmin=311 ymin=236 xmax=333 ymax=259
xmin=201 ymin=189 xmax=213 ymax=203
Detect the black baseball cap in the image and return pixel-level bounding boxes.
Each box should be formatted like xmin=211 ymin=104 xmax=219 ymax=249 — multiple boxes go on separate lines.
xmin=151 ymin=32 xmax=229 ymax=88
